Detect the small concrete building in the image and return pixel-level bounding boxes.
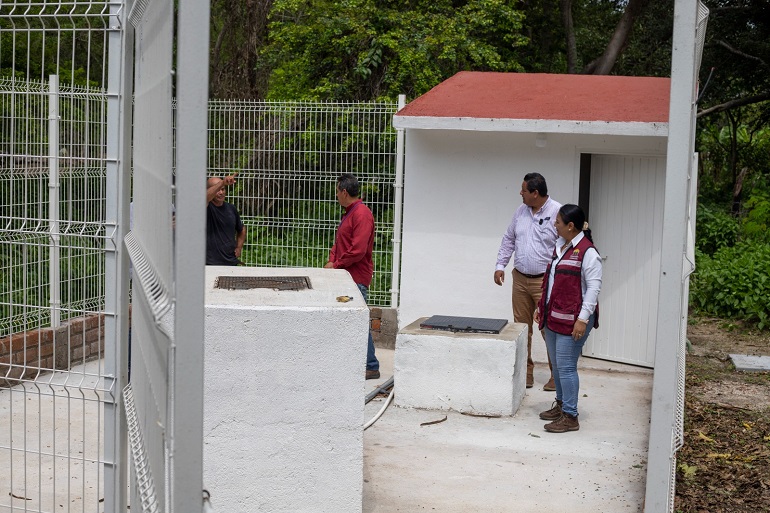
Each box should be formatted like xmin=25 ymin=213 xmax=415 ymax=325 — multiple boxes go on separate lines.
xmin=392 ymin=71 xmax=692 ymax=369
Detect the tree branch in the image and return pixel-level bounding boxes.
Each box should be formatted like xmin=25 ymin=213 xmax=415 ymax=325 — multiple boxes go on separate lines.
xmin=713 ymin=39 xmax=767 ymax=68
xmin=697 ymin=91 xmax=770 ymax=118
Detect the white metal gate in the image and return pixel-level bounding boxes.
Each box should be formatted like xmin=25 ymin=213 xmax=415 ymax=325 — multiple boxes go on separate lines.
xmin=584 ymin=154 xmax=666 ymax=367
xmin=125 ymin=0 xmax=209 ymax=511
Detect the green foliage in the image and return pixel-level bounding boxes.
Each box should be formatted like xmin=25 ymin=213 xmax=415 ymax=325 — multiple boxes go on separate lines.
xmin=264 ymin=0 xmax=527 ymax=100
xmin=742 ymin=191 xmax=770 ymax=243
xmin=695 ymin=203 xmax=739 ymax=254
xmin=0 ymin=20 xmax=105 ymax=88
xmin=690 ymin=241 xmax=770 ymax=330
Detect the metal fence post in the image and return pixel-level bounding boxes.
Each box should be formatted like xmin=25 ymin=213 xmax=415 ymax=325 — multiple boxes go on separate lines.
xmin=48 ymin=74 xmax=60 ymax=328
xmin=391 ymin=94 xmax=406 ymax=308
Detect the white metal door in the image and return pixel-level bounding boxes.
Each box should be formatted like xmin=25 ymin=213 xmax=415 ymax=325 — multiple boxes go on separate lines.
xmin=584 ymin=155 xmax=666 ymax=367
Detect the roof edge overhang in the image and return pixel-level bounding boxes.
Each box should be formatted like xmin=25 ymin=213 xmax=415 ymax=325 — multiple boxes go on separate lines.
xmin=392 ymin=115 xmax=668 ymax=138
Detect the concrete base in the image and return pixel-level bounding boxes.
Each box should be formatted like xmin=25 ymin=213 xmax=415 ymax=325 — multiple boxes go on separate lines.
xmin=394 ymin=317 xmax=528 ymax=416
xmin=203 ymin=266 xmax=367 ymax=513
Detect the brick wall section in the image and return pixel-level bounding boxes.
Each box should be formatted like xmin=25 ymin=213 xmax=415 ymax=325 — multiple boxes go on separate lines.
xmin=0 ymin=314 xmax=105 ymax=386
xmin=370 ymin=307 xmax=398 ymax=350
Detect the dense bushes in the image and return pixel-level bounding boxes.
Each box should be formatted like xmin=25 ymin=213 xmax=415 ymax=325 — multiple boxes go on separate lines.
xmin=691 ymin=193 xmax=770 ymax=329
xmin=694 ymin=204 xmax=739 ymax=254
xmin=690 ymin=241 xmax=770 ymax=329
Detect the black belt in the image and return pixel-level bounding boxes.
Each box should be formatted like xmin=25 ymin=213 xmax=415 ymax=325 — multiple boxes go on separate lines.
xmin=515 ymin=269 xmax=544 ymax=279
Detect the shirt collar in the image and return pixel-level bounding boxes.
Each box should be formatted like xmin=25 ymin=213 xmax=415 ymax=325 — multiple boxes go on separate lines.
xmin=345 ymin=199 xmax=362 ymax=212
xmin=561 ymin=231 xmax=585 ymax=250
xmin=532 ymin=196 xmax=551 ymax=216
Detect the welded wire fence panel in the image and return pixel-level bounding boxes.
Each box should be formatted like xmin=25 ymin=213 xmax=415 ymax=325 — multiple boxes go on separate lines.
xmin=208 ymin=100 xmax=399 ymax=306
xmin=0 ymin=81 xmax=108 ymax=336
xmin=0 ymin=2 xmax=116 ymax=512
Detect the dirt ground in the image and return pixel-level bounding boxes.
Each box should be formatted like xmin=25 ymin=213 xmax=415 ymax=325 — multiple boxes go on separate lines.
xmin=675 ymin=317 xmax=770 ymax=513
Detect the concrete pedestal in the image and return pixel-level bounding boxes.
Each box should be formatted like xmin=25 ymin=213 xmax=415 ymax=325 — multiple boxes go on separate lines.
xmin=394 ymin=317 xmax=527 ymax=416
xmin=203 ymin=267 xmax=367 ymax=513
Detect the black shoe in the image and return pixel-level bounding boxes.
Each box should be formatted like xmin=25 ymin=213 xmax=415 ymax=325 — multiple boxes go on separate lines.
xmin=366 ymin=369 xmax=380 ymax=380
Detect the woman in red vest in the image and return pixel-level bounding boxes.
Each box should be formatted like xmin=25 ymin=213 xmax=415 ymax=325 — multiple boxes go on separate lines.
xmin=534 ymin=204 xmax=602 ymax=433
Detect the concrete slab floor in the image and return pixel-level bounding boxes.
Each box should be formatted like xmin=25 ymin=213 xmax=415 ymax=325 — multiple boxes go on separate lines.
xmin=0 ymin=359 xmax=107 ymax=513
xmin=364 ymin=346 xmax=653 ymax=513
xmin=1 ymin=333 xmax=653 ymax=513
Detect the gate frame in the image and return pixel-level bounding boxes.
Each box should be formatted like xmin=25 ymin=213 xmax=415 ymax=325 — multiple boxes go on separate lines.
xmin=103 ymin=1 xmax=134 ymax=512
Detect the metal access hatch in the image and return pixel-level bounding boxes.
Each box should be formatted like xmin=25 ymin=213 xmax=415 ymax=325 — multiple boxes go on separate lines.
xmin=419 ymin=315 xmax=508 ymax=334
xmin=215 ymin=276 xmax=312 ymax=291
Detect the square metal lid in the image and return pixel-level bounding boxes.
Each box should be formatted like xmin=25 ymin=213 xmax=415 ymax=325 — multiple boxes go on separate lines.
xmin=419 ymin=315 xmax=508 ymax=334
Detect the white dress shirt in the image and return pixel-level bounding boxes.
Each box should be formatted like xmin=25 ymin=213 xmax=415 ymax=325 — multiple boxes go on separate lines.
xmin=495 ymin=197 xmax=562 ymax=275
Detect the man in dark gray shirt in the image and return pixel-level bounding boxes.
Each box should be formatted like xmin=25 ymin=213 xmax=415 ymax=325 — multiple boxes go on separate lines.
xmin=206 ymin=174 xmax=246 ymax=265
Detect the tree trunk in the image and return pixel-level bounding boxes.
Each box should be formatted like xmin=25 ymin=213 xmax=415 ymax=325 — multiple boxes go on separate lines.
xmin=560 ymin=0 xmax=577 ymax=73
xmin=732 ymin=166 xmax=748 ymax=215
xmin=583 ymin=0 xmax=651 ymax=75
xmin=210 ymin=0 xmax=274 ymax=99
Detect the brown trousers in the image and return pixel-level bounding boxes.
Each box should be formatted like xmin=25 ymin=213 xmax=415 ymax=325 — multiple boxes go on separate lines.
xmin=512 ymin=269 xmax=553 ymax=380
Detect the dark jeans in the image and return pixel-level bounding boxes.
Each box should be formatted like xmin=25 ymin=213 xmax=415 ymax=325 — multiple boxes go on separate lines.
xmin=356 ymin=283 xmax=379 ymax=371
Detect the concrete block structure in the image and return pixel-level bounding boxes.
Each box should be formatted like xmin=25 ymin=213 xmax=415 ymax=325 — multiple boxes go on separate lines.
xmin=394 ymin=318 xmax=528 ymax=416
xmin=203 ymin=266 xmax=367 ymax=513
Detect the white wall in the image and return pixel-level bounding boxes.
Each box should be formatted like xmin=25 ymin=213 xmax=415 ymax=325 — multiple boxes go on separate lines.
xmin=398 ymin=129 xmax=666 ymax=328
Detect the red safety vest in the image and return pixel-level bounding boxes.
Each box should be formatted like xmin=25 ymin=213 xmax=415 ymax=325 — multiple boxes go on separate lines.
xmin=537 ymin=236 xmax=600 ymax=336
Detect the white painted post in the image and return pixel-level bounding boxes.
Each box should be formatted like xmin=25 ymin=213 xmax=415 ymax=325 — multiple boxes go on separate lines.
xmin=48 ymin=75 xmax=60 ymax=328
xmin=390 ymin=94 xmax=406 ymax=308
xmin=645 ymin=0 xmax=704 ymax=511
xmin=174 ymin=0 xmax=210 ymax=510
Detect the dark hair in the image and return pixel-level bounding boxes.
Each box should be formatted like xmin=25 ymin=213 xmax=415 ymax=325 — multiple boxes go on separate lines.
xmin=337 ymin=173 xmax=361 ymax=197
xmin=523 ymin=172 xmax=548 ymax=196
xmin=559 ymin=204 xmax=593 ymax=243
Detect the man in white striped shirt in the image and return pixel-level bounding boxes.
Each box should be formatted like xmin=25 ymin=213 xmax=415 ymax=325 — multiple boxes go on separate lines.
xmin=494 ymin=173 xmax=562 ymax=390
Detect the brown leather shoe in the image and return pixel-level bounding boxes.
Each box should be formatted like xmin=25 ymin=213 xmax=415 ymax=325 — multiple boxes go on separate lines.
xmin=526 ymin=374 xmax=534 ymax=388
xmin=543 ymin=377 xmax=556 ymax=391
xmin=539 ymin=400 xmax=563 ymax=420
xmin=365 ymin=369 xmax=380 ymax=380
xmin=544 ymin=413 xmax=579 ymax=433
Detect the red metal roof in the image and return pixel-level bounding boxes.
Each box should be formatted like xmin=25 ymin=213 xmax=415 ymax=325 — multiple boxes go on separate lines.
xmin=397 ymin=72 xmax=671 ymax=123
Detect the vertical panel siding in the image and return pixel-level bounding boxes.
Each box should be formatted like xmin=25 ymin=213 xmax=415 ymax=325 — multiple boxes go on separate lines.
xmin=585 ymin=155 xmax=665 ymax=367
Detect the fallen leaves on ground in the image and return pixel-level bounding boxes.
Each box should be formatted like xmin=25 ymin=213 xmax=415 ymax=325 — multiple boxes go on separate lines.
xmin=675 ymin=319 xmax=770 ymax=513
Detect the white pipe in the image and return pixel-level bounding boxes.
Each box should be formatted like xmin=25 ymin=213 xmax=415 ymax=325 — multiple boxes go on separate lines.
xmin=364 ymin=388 xmax=395 ymax=430
xmin=48 ymin=74 xmax=60 ymax=328
xmin=390 ymin=94 xmax=406 ymax=308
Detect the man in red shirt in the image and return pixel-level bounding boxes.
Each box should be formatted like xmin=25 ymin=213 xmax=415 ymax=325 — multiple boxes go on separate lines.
xmin=324 ymin=173 xmax=380 ymax=379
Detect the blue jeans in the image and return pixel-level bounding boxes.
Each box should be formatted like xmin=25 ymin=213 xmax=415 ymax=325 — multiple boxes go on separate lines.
xmin=356 ymin=283 xmax=379 ymax=371
xmin=543 ymin=313 xmax=596 ymax=417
